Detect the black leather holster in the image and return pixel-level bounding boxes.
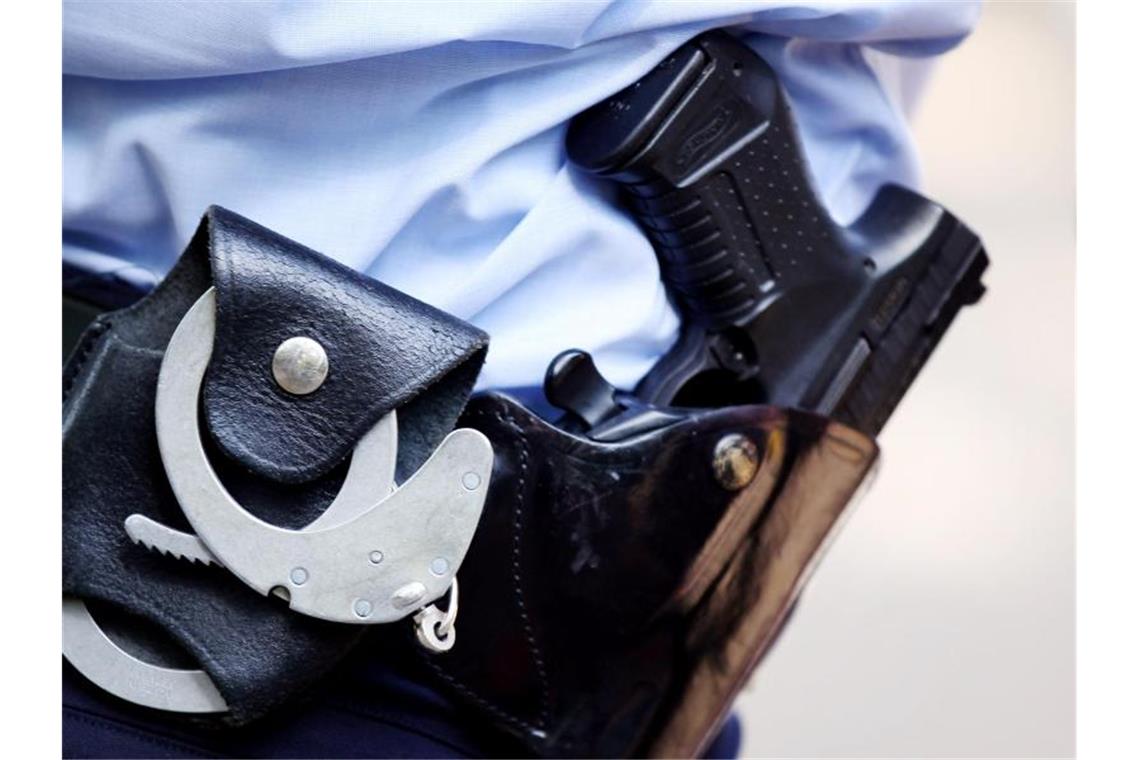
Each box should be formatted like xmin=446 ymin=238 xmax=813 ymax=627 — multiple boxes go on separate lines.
xmin=440 ymin=393 xmax=876 ymax=757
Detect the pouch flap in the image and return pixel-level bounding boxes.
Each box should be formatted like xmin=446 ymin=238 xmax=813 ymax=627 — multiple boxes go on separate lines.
xmin=199 ymin=206 xmax=488 ymax=483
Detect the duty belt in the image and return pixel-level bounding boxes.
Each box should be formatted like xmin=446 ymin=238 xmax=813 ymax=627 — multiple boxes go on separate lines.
xmin=62 ymin=31 xmax=987 ymax=758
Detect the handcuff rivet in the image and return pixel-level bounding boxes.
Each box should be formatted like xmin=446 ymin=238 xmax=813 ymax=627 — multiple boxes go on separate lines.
xmin=392 ymin=582 xmax=427 ymax=609
xmin=272 ymin=336 xmax=328 ymax=395
xmin=289 ymin=567 xmax=309 ymax=585
xmin=430 ymin=557 xmax=449 ymax=576
xmin=461 ymin=471 xmax=481 ymax=491
xmin=369 ymin=550 xmax=384 ymax=565
xmin=353 ymin=599 xmax=373 ymax=618
xmin=712 ymin=434 xmax=760 ymax=491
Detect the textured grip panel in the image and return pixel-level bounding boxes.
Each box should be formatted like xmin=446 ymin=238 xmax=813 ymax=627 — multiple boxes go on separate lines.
xmin=627 ymin=175 xmax=768 ymax=328
xmin=568 ymin=33 xmax=851 ymax=331
xmin=568 ymin=31 xmax=988 ymax=427
xmin=621 ymin=103 xmax=847 ymax=329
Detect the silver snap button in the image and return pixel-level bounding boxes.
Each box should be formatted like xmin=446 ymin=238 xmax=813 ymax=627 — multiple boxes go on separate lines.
xmin=272 ymin=337 xmax=329 ymax=395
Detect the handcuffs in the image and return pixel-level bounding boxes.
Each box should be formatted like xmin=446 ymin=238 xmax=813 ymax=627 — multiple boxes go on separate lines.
xmin=64 ymin=285 xmax=490 ymax=711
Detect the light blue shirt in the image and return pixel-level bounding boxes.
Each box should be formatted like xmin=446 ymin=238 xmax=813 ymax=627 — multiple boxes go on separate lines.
xmin=63 ymin=1 xmax=979 ymax=391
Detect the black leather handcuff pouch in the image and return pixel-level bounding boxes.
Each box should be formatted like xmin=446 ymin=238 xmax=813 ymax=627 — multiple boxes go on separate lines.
xmin=62 ymin=206 xmax=488 ymax=723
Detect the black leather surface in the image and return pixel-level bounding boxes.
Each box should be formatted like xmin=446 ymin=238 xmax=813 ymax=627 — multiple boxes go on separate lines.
xmin=202 ymin=208 xmax=488 ymax=483
xmin=427 ymin=392 xmax=811 ymax=757
xmin=62 ymin=206 xmax=488 ymax=722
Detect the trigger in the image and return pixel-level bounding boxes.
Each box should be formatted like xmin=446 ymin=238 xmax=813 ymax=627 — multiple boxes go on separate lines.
xmin=544 ymin=350 xmax=622 ymax=428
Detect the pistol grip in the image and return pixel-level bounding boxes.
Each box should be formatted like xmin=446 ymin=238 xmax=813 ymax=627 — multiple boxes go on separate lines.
xmin=568 ymin=31 xmax=987 ymax=434
xmin=567 ymin=32 xmax=844 ymax=329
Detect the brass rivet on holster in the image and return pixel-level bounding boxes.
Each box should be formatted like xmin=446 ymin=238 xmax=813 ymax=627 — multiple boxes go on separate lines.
xmin=712 ymin=433 xmax=759 ymax=490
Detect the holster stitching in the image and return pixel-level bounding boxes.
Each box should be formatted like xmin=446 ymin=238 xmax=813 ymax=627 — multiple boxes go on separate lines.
xmin=504 ymin=408 xmax=552 ymax=731
xmin=421 ymin=404 xmax=551 ymax=740
xmin=62 ymin=320 xmax=111 ymax=402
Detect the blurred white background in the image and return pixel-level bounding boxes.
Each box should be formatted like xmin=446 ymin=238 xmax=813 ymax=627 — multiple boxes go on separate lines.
xmin=736 ymin=3 xmax=1075 ymax=757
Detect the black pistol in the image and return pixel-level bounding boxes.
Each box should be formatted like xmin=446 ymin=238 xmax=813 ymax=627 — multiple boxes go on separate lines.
xmin=566 ymin=32 xmax=987 ymax=435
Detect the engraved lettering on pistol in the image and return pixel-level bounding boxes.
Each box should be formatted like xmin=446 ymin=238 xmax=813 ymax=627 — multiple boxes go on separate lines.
xmin=870 ymin=277 xmax=911 ymax=333
xmin=676 ymin=103 xmax=738 ymax=172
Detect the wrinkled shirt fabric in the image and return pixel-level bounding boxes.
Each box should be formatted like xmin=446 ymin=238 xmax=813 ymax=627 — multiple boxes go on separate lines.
xmin=64 ymin=0 xmax=979 ymax=391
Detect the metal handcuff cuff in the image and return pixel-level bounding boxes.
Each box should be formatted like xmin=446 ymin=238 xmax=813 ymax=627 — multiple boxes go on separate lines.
xmin=64 ymin=287 xmax=492 ymax=712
